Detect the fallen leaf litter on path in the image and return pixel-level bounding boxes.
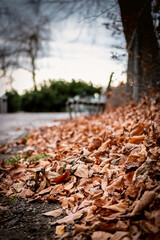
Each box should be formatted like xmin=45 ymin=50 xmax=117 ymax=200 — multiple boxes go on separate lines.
xmin=0 ymin=96 xmax=160 ymax=239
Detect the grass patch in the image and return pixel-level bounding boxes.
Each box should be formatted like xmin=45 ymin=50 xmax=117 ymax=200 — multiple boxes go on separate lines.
xmin=27 ymin=153 xmax=48 ymax=163
xmin=5 ymin=153 xmax=49 ymax=165
xmin=5 ymin=154 xmax=22 ymax=165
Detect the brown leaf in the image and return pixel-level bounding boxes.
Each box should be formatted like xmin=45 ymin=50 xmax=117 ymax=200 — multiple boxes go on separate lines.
xmin=92 ymin=231 xmax=113 ymax=240
xmin=90 ymin=221 xmax=116 ymax=232
xmin=18 ymin=189 xmax=34 ymax=198
xmin=50 ymin=210 xmax=83 ymax=225
xmin=97 ymin=139 xmax=111 ymax=152
xmin=111 ymin=231 xmax=129 ymax=240
xmin=54 ymin=169 xmax=70 ymax=183
xmin=130 ymin=123 xmax=144 ymax=136
xmin=92 ymin=138 xmax=102 ymax=148
xmin=12 ymin=182 xmax=25 ymax=193
xmin=74 ymin=224 xmax=89 ymax=233
xmin=139 ymin=220 xmax=159 ymax=233
xmin=131 ymin=190 xmax=156 ymax=216
xmin=55 ymin=224 xmax=66 ymax=235
xmin=101 ymin=174 xmax=108 ymax=191
xmin=103 ymin=200 xmax=128 ymax=213
xmin=36 ymin=177 xmax=46 ymax=193
xmin=104 ymin=175 xmax=124 ymax=192
xmin=64 ymin=176 xmax=76 ymax=190
xmin=38 ymin=186 xmax=52 ymax=195
xmin=129 ymin=135 xmax=145 ymax=144
xmin=42 ymin=208 xmax=63 ymax=217
xmin=74 ymin=164 xmax=88 ymax=178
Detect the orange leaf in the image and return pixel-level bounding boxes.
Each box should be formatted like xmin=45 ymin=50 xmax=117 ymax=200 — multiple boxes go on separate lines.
xmin=56 ymin=224 xmax=66 ymax=235
xmin=129 ymin=135 xmax=145 ymax=144
xmin=131 ymin=123 xmax=144 ymax=136
xmin=54 ymin=169 xmax=70 ymax=183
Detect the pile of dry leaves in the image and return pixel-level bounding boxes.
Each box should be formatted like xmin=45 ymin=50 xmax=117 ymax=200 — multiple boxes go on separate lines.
xmin=0 ymin=96 xmax=160 ymax=240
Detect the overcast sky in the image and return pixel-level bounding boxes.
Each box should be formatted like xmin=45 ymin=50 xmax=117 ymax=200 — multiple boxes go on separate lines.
xmin=0 ymin=1 xmax=127 ymax=96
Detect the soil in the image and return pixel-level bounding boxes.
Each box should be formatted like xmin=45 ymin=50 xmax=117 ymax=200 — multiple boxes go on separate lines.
xmin=0 ymin=197 xmax=59 ymax=240
xmin=0 ymin=196 xmax=91 ymax=240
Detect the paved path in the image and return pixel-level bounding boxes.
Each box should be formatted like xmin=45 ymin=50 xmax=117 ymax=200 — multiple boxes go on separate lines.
xmin=0 ymin=112 xmax=70 ymax=145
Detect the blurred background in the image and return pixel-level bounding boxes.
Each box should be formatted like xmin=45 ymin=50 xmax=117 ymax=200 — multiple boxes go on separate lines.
xmin=0 ymin=0 xmax=127 ymax=112
xmin=0 ymin=0 xmax=159 ymax=113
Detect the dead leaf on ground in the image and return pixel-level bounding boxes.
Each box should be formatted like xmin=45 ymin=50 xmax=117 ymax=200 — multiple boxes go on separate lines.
xmin=130 ymin=190 xmax=156 ymax=216
xmin=74 ymin=224 xmax=89 ymax=233
xmin=92 ymin=231 xmax=113 ymax=240
xmin=129 ymin=135 xmax=145 ymax=144
xmin=42 ymin=208 xmax=63 ymax=217
xmin=55 ymin=224 xmax=66 ymax=235
xmin=18 ymin=188 xmax=34 ymax=198
xmin=50 ymin=210 xmax=83 ymax=225
xmin=97 ymin=139 xmax=111 ymax=153
xmin=74 ymin=164 xmax=89 ymax=178
xmin=53 ymin=169 xmax=70 ymax=183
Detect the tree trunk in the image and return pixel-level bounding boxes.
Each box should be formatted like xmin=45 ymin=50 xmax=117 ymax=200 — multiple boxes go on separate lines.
xmin=133 ymin=28 xmax=141 ymax=103
xmin=118 ymin=0 xmax=160 ymax=101
xmin=31 ymin=56 xmax=37 ymax=91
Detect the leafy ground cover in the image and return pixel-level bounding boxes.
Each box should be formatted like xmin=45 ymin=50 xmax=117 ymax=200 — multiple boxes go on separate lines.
xmin=0 ymin=96 xmax=160 ymax=240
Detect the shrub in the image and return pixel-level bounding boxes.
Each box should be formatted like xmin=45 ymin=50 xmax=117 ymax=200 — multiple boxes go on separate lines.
xmin=5 ymin=79 xmax=102 ymax=112
xmin=6 ymin=90 xmax=21 ymax=112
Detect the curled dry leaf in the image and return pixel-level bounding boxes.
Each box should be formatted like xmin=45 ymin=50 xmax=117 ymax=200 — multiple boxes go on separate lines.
xmin=103 ymin=200 xmax=128 ymax=213
xmin=130 ymin=123 xmax=144 ymax=136
xmin=64 ymin=176 xmax=76 ymax=190
xmin=37 ymin=186 xmax=52 ymax=195
xmin=131 ymin=190 xmax=156 ymax=216
xmin=54 ymin=169 xmax=70 ymax=183
xmin=90 ymin=221 xmax=116 ymax=232
xmin=101 ymin=174 xmax=108 ymax=191
xmin=129 ymin=135 xmax=145 ymax=144
xmin=36 ymin=177 xmax=46 ymax=193
xmin=92 ymin=138 xmax=102 ymax=148
xmin=74 ymin=224 xmax=89 ymax=233
xmin=97 ymin=139 xmax=111 ymax=153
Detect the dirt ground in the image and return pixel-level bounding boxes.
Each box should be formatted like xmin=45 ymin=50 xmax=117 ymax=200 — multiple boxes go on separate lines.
xmin=0 ymin=197 xmax=91 ymax=240
xmin=0 ymin=197 xmax=61 ymax=240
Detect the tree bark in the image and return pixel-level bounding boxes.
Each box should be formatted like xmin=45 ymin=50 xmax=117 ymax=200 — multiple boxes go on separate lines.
xmin=118 ymin=0 xmax=160 ymax=101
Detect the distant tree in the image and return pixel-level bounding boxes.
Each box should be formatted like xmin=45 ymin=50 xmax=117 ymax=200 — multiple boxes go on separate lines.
xmin=0 ymin=0 xmax=50 ymax=89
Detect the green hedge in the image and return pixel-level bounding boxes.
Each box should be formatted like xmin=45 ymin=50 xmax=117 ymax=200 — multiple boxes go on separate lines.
xmin=6 ymin=79 xmax=102 ymax=112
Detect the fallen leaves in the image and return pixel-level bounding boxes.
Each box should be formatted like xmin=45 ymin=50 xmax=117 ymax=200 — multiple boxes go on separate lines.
xmin=50 ymin=210 xmax=84 ymax=225
xmin=129 ymin=135 xmax=145 ymax=144
xmin=130 ymin=190 xmax=156 ymax=216
xmin=53 ymin=169 xmax=70 ymax=183
xmin=55 ymin=224 xmax=66 ymax=235
xmin=0 ymin=96 xmax=160 ymax=239
xmin=74 ymin=163 xmax=89 ymax=178
xmin=92 ymin=231 xmax=113 ymax=240
xmin=42 ymin=208 xmax=63 ymax=217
